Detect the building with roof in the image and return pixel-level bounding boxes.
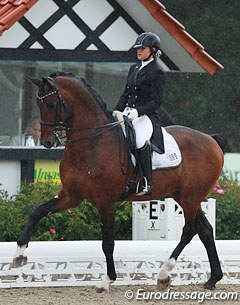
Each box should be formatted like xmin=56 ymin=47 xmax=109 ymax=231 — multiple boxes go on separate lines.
xmin=0 ymin=0 xmax=223 ymax=136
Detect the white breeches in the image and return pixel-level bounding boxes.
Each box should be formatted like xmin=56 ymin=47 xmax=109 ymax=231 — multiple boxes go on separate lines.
xmin=132 ymin=115 xmax=153 ymax=149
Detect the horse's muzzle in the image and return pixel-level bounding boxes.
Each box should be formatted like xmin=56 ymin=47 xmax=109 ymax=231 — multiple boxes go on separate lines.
xmin=42 ymin=135 xmax=58 ymax=148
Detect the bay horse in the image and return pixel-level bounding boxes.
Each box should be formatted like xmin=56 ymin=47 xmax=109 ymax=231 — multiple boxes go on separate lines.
xmin=13 ymin=72 xmax=224 ymax=291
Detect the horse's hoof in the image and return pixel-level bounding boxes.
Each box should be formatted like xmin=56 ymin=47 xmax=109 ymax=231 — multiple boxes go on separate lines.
xmin=11 ymin=255 xmax=28 ymax=268
xmin=157 ymin=276 xmax=171 ymax=290
xmin=95 ymin=274 xmax=113 ymax=293
xmin=96 ymin=287 xmax=107 ymax=293
xmin=203 ymin=282 xmax=216 ymax=290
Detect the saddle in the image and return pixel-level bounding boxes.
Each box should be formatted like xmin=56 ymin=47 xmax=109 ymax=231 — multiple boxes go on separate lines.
xmin=114 ymin=111 xmax=167 ymax=157
xmin=113 ymin=111 xmax=182 ymax=199
xmin=113 ymin=110 xmax=182 ymax=170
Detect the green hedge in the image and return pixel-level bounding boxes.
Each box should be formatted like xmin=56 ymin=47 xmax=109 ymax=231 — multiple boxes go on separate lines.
xmin=0 ymin=178 xmax=239 ymax=241
xmin=209 ymin=178 xmax=240 ymax=239
xmin=0 ymin=181 xmax=132 ymax=241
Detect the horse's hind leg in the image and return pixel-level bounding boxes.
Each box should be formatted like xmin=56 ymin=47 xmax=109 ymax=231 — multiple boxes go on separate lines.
xmin=158 ymin=206 xmax=223 ymax=290
xmin=157 ymin=198 xmax=201 ymax=288
xmin=196 ymin=209 xmax=223 ymax=289
xmin=96 ymin=204 xmax=116 ymax=293
xmin=157 ymin=212 xmax=198 ymax=289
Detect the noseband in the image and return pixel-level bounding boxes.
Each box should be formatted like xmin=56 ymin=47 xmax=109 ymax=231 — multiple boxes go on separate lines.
xmin=37 ymin=77 xmax=122 ymax=144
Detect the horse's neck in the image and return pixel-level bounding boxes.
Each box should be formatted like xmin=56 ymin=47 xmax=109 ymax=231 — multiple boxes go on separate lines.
xmin=61 ymin=80 xmax=112 ymax=147
xmin=60 ymin=79 xmax=109 ymax=128
xmin=72 ymin=96 xmax=108 ymax=128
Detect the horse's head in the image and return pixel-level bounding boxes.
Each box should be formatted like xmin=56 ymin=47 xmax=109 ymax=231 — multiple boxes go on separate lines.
xmin=29 ymin=76 xmax=72 ymax=148
xmin=30 ymin=72 xmax=116 ymax=147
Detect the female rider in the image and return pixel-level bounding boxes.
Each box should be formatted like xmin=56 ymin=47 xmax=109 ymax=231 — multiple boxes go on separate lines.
xmin=113 ymin=32 xmax=165 ymax=196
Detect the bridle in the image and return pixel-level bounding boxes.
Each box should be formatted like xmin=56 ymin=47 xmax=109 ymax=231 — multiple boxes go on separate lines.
xmin=36 ymin=77 xmax=122 ymax=144
xmin=37 ymin=77 xmax=67 ymax=144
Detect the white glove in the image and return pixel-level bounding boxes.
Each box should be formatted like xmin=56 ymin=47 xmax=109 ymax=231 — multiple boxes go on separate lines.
xmin=112 ymin=110 xmax=124 ymax=123
xmin=112 ymin=110 xmax=119 ymax=118
xmin=126 ymin=108 xmax=138 ymax=120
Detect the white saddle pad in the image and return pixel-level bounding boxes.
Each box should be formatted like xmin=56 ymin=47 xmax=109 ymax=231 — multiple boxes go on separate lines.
xmin=131 ymin=127 xmax=182 ymax=170
xmin=152 ymin=127 xmax=181 ymax=169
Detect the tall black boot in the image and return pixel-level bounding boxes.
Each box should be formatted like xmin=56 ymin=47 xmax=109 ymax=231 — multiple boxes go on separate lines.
xmin=137 ymin=141 xmax=152 ymax=196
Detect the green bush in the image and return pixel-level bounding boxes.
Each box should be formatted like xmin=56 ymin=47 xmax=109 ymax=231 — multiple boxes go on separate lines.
xmin=209 ymin=178 xmax=240 ymax=240
xmin=0 ymin=181 xmax=132 ymax=242
xmin=0 ymin=178 xmax=239 ymax=242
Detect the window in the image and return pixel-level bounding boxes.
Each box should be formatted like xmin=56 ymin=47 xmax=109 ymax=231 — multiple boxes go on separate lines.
xmin=0 ymin=60 xmax=131 ymax=146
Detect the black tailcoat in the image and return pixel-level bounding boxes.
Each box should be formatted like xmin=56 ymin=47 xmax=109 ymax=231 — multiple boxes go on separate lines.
xmin=114 ymin=59 xmax=165 ymax=150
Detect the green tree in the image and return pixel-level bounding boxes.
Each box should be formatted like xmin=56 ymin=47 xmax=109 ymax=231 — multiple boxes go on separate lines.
xmin=161 ymin=1 xmax=240 ymax=151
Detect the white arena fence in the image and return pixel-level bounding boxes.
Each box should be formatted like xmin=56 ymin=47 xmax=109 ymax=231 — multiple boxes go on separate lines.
xmin=0 ymin=240 xmax=240 ymax=288
xmin=0 ymin=198 xmax=239 ymax=288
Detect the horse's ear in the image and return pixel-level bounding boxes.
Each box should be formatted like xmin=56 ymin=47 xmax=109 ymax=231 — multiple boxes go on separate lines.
xmin=42 ymin=77 xmax=55 ymax=88
xmin=28 ymin=76 xmax=41 ymax=87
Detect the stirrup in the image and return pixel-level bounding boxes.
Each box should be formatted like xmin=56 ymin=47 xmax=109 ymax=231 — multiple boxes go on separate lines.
xmin=136 ymin=177 xmax=152 ymax=196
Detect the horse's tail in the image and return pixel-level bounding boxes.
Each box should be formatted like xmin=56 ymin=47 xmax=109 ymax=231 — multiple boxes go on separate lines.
xmin=211 ymin=134 xmax=226 ymax=154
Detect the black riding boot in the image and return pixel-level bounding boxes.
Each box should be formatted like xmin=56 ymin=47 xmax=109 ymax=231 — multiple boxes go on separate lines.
xmin=137 ymin=141 xmax=152 ymax=196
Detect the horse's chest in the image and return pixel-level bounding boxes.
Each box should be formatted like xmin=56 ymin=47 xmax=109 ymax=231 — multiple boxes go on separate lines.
xmin=61 ymin=163 xmax=97 ymax=186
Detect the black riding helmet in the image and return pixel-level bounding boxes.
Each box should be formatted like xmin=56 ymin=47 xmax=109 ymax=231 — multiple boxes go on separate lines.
xmin=133 ymin=32 xmax=161 ymax=60
xmin=133 ymin=32 xmax=161 ymax=50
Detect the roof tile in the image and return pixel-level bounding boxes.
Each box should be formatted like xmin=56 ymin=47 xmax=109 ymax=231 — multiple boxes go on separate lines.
xmin=172 ymin=29 xmax=204 ymax=54
xmin=138 ymin=0 xmax=166 ymax=13
xmin=152 ymin=9 xmax=185 ymax=35
xmin=0 ymin=5 xmax=12 ymax=17
xmin=0 ymin=0 xmax=37 ymax=35
xmin=1 ymin=6 xmax=26 ymax=29
xmin=194 ymin=49 xmax=222 ymax=76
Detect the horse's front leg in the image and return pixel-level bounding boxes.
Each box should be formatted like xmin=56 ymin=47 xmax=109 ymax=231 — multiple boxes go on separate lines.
xmin=12 ymin=197 xmax=59 ymax=267
xmin=12 ymin=190 xmax=79 ymax=267
xmin=96 ymin=204 xmax=116 ymax=293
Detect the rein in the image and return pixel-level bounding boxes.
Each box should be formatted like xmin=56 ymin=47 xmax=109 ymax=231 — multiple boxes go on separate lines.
xmin=65 ymin=121 xmax=123 ymax=142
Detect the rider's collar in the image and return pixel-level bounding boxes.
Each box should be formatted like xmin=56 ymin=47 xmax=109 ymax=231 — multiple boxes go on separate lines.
xmin=139 ymin=58 xmax=154 ymax=70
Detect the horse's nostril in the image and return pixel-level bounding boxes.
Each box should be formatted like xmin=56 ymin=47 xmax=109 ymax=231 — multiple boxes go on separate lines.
xmin=44 ymin=141 xmax=53 ymax=148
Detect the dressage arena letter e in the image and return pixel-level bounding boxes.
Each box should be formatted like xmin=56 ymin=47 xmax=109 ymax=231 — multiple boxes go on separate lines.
xmin=148 ymin=201 xmax=160 ymax=230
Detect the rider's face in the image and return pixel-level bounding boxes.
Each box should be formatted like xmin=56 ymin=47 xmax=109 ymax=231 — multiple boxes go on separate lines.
xmin=136 ymin=46 xmax=152 ymax=61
